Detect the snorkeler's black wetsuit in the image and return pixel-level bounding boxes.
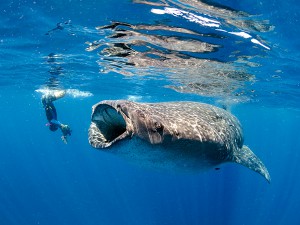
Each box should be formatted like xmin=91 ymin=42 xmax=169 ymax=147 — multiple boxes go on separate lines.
xmin=42 ymin=95 xmax=60 ymax=131
xmin=45 ymin=102 xmax=60 ymax=131
xmin=45 ymin=102 xmax=57 ymax=121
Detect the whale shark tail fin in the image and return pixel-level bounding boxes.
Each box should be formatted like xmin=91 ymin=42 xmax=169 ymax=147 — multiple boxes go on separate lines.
xmin=233 ymin=145 xmax=271 ymax=183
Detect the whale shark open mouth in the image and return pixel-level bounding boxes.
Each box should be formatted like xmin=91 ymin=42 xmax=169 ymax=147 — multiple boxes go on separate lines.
xmin=89 ymin=104 xmax=128 ymax=148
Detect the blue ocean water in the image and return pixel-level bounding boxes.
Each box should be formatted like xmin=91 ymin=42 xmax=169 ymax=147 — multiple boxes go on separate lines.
xmin=1 ymin=0 xmax=300 ymax=225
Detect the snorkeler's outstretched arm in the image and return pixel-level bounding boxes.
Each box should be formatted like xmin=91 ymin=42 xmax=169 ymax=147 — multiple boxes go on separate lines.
xmin=60 ymin=123 xmax=72 ymax=144
xmin=49 ymin=119 xmax=72 ymax=144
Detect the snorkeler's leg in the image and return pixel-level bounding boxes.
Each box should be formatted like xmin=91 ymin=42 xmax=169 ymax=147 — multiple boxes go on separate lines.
xmin=53 ymin=90 xmax=66 ymax=100
xmin=42 ymin=90 xmax=66 ymax=106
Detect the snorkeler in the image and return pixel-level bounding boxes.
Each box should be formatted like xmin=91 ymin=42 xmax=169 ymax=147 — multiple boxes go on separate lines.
xmin=42 ymin=90 xmax=72 ymax=144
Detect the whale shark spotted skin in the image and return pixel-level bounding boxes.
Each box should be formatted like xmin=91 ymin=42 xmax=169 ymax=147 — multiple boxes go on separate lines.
xmin=88 ymin=100 xmax=270 ymax=183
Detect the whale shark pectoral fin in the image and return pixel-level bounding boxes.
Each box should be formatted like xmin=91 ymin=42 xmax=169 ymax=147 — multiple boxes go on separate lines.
xmin=233 ymin=145 xmax=271 ymax=183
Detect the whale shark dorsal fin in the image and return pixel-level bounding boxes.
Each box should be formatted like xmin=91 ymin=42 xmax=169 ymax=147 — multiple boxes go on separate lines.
xmin=233 ymin=145 xmax=271 ymax=183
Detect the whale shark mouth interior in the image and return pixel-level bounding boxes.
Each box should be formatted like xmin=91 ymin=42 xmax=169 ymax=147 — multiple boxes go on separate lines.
xmin=92 ymin=104 xmax=127 ymax=145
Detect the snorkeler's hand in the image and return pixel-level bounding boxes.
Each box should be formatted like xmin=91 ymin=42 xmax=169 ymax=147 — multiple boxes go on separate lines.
xmin=60 ymin=124 xmax=72 ymax=144
xmin=61 ymin=124 xmax=72 ymax=136
xmin=61 ymin=135 xmax=68 ymax=144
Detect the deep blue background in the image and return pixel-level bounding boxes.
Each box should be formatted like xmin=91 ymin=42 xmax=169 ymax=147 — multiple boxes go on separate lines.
xmin=0 ymin=0 xmax=300 ymax=225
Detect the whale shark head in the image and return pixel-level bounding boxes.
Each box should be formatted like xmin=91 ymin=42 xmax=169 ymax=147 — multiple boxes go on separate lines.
xmin=88 ymin=100 xmax=132 ymax=148
xmin=89 ymin=100 xmax=170 ymax=148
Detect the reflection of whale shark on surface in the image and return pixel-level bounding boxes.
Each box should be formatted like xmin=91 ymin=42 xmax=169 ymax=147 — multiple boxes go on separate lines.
xmin=88 ymin=100 xmax=270 ymax=183
xmin=89 ymin=21 xmax=255 ymax=99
